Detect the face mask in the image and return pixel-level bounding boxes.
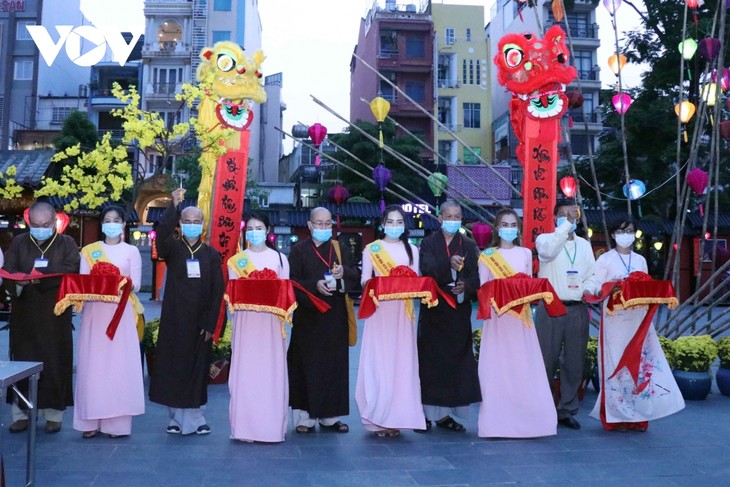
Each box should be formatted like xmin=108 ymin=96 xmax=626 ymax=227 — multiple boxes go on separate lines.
xmin=498 ymin=227 xmax=518 ymax=242
xmin=556 ymin=216 xmax=577 ymax=233
xmin=102 ymin=223 xmax=124 ymax=239
xmin=615 ymin=233 xmax=635 ymax=249
xmin=181 ymin=223 xmax=203 ymax=239
xmin=441 ymin=220 xmax=462 ymax=235
xmin=30 ymin=227 xmax=53 ymax=241
xmin=246 ymin=229 xmax=267 ymax=247
xmin=312 ymin=228 xmax=332 ymax=243
xmin=384 ymin=226 xmax=405 ymax=239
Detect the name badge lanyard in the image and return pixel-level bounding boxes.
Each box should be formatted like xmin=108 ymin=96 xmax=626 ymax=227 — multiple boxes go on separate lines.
xmin=312 ymin=241 xmax=334 ymax=270
xmin=564 ymin=241 xmax=580 ymax=290
xmin=184 ymin=240 xmax=203 ymax=278
xmin=617 ymin=251 xmax=632 ymax=277
xmin=31 ymin=232 xmax=58 ymax=267
xmin=184 ymin=240 xmax=203 ymax=259
xmin=563 ymin=241 xmax=577 ymax=268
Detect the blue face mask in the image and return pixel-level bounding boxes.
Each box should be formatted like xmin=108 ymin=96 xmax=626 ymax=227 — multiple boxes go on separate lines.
xmin=384 ymin=226 xmax=405 ymax=239
xmin=181 ymin=223 xmax=203 ymax=239
xmin=556 ymin=216 xmax=577 ymax=233
xmin=30 ymin=227 xmax=53 ymax=241
xmin=102 ymin=223 xmax=124 ymax=239
xmin=245 ymin=229 xmax=267 ymax=247
xmin=441 ymin=220 xmax=462 ymax=235
xmin=312 ymin=228 xmax=332 ymax=243
xmin=499 ymin=227 xmax=518 ymax=242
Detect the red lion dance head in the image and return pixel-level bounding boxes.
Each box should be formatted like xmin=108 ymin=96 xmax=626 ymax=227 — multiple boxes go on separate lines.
xmin=494 ymin=25 xmax=577 ymax=120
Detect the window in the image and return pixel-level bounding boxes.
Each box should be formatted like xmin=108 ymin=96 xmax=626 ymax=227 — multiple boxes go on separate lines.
xmin=463 ymin=102 xmax=481 ymax=129
xmin=14 ymin=60 xmax=33 ymax=80
xmin=571 ymin=134 xmax=595 ymax=156
xmin=212 ymin=31 xmax=230 ymax=43
xmin=156 ymin=111 xmax=181 ymax=130
xmin=153 ymin=67 xmax=184 ymax=94
xmin=16 ymin=21 xmax=34 ymax=41
xmin=51 ymin=107 xmax=73 ymax=124
xmin=214 ymin=0 xmax=232 ymax=11
xmin=406 ymin=35 xmax=425 ymax=58
xmin=380 ymin=31 xmax=397 ymax=57
xmin=573 ymin=50 xmax=594 ymax=80
xmin=463 ymin=147 xmax=481 ymax=165
xmin=151 ymin=154 xmax=174 ymax=173
xmin=466 ymin=28 xmax=471 ymax=42
xmin=445 ymin=28 xmax=455 ymax=45
xmin=405 ymin=81 xmax=425 ymax=103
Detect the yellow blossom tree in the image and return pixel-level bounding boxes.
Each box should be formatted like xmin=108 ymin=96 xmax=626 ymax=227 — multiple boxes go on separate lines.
xmin=0 ymin=165 xmax=25 ymax=200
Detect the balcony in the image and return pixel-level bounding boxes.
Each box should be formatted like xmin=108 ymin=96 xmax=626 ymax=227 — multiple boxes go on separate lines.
xmin=570 ymin=111 xmax=600 ymax=124
xmin=148 ymin=82 xmax=180 ymax=96
xmin=437 ymin=123 xmax=462 ymax=132
xmin=575 ymin=69 xmax=600 ymax=82
xmin=98 ymin=129 xmax=125 ymax=141
xmin=379 ymin=48 xmax=399 ymax=58
xmin=437 ymin=78 xmax=458 ymax=88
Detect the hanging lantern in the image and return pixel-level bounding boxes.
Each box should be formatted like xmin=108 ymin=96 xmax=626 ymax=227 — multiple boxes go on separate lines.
xmin=674 ymin=101 xmax=696 ymax=142
xmin=612 ymin=93 xmax=632 ymax=115
xmin=699 ymin=37 xmax=721 ymax=62
xmin=712 ymin=67 xmax=730 ymax=92
xmin=471 ymin=222 xmax=492 ymax=250
xmin=328 ymin=184 xmax=350 ymax=227
xmin=372 ymin=164 xmax=392 ymax=213
xmin=370 ymin=96 xmax=391 ymax=149
xmin=607 ymin=53 xmax=627 ymax=76
xmin=566 ymin=90 xmax=584 ymax=109
xmin=602 ymin=0 xmax=622 ymax=15
xmin=720 ymin=120 xmax=730 ymax=140
xmin=678 ymin=39 xmax=698 ymax=61
xmin=55 ymin=212 xmax=70 ymax=234
xmin=702 ymin=82 xmax=718 ymax=107
xmin=551 ymin=0 xmax=565 ymax=22
xmin=685 ymin=0 xmax=699 ymax=7
xmin=307 ymin=123 xmax=327 ymax=168
xmin=559 ymin=176 xmax=578 ymax=199
xmin=622 ymin=179 xmax=646 ymax=200
xmin=23 ymin=207 xmax=30 ymax=225
xmin=687 ymin=168 xmax=709 ymax=216
xmin=427 ymin=172 xmax=448 ymax=198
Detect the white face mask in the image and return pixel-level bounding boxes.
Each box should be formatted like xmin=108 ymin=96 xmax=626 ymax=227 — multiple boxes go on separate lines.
xmin=615 ymin=233 xmax=635 ymax=249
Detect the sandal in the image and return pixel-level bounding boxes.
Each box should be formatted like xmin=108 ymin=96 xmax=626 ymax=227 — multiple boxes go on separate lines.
xmin=386 ymin=428 xmax=400 ymax=438
xmin=436 ymin=416 xmax=465 ymax=432
xmin=82 ymin=430 xmax=98 ymax=439
xmin=319 ymin=421 xmax=349 ymax=433
xmin=295 ymin=425 xmax=314 ymax=434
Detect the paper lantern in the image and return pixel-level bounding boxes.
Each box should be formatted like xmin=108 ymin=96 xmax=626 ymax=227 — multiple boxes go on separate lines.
xmin=720 ymin=120 xmax=730 ymax=140
xmin=622 ymin=179 xmax=646 ymax=200
xmin=55 ymin=212 xmax=70 ymax=234
xmin=471 ymin=222 xmax=492 ymax=250
xmin=328 ymin=184 xmax=350 ymax=205
xmin=559 ymin=176 xmax=577 ymax=199
xmin=685 ymin=0 xmax=699 ymax=7
xmin=427 ymin=172 xmax=448 ymax=198
xmin=612 ymin=93 xmax=632 ymax=115
xmin=687 ymin=167 xmax=709 ymax=216
xmin=370 ymin=97 xmax=391 ymax=149
xmin=566 ymin=91 xmax=584 ymax=109
xmin=552 ymin=0 xmax=565 ymax=22
xmin=308 ymin=123 xmax=327 ymax=168
xmin=678 ymin=39 xmax=698 ymax=61
xmin=675 ymin=101 xmax=696 ymax=122
xmin=602 ymin=0 xmax=622 ymax=15
xmin=23 ymin=207 xmax=30 ymax=225
xmin=372 ymin=164 xmax=392 ymax=213
xmin=607 ymin=53 xmax=627 ymax=76
xmin=702 ymin=83 xmax=718 ymax=107
xmin=699 ymin=37 xmax=721 ymax=62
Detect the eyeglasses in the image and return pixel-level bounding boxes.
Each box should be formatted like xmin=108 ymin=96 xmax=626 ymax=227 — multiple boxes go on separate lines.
xmin=614 ymin=229 xmax=635 ymax=235
xmin=310 ymin=220 xmax=333 ymax=228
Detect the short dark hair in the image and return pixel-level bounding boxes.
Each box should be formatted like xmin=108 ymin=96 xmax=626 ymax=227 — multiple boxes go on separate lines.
xmin=554 ymin=198 xmax=577 ymax=216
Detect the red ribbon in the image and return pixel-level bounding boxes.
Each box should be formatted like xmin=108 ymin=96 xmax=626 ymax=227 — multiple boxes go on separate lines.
xmin=225 ymin=277 xmax=331 ymax=316
xmin=358 ymin=275 xmax=455 ymax=319
xmin=476 ymin=274 xmax=566 ymax=320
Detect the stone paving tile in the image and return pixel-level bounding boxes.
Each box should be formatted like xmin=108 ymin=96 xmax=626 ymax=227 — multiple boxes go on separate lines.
xmin=408 ymin=466 xmax=517 ymax=485
xmin=444 ymin=452 xmax=546 ymax=469
xmin=306 ymin=471 xmax=419 ymax=486
xmin=350 ymin=455 xmax=453 ymax=471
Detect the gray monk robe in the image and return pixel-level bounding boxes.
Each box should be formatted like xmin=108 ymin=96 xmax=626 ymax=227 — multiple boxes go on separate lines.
xmin=3 ymin=232 xmax=80 ymax=410
xmin=149 ymin=204 xmax=225 ymax=409
xmin=417 ymin=231 xmax=482 ymax=408
xmin=287 ymin=237 xmax=359 ymax=419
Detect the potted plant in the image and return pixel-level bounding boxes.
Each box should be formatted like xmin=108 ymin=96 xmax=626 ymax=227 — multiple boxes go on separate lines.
xmin=658 ymin=335 xmax=675 ymax=369
xmin=472 ymin=329 xmax=482 ymax=361
xmin=142 ymin=319 xmax=160 ymax=375
xmin=209 ymin=322 xmax=232 ymax=384
xmin=715 ymin=336 xmax=730 ymax=396
xmin=672 ymin=335 xmax=718 ymax=400
xmin=584 ymin=336 xmax=599 ymax=394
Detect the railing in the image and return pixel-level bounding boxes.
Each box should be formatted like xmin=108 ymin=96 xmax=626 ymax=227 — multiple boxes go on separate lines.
xmin=570 ymin=111 xmax=600 ymax=123
xmin=151 ymin=83 xmax=179 ymax=95
xmin=437 ymin=78 xmax=458 ymax=88
xmin=381 ymin=93 xmax=397 ymax=103
xmin=98 ymin=129 xmax=125 ymax=140
xmin=437 ymin=123 xmax=462 ymax=132
xmin=548 ymin=22 xmax=598 ymax=39
xmin=576 ymin=70 xmax=599 ymax=81
xmin=379 ymin=48 xmax=399 ymax=58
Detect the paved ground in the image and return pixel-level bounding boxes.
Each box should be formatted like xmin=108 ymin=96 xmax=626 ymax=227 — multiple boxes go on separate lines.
xmin=2 ymin=296 xmax=730 ymax=486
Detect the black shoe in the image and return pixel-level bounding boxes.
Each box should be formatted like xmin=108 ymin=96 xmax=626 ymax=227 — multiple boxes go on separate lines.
xmin=9 ymin=420 xmax=28 ymax=433
xmin=413 ymin=421 xmax=432 ymax=433
xmin=558 ymin=417 xmax=581 ymax=430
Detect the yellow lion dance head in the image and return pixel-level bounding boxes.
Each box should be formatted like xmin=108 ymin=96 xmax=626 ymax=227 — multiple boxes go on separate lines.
xmin=197 ymin=41 xmax=267 ymax=131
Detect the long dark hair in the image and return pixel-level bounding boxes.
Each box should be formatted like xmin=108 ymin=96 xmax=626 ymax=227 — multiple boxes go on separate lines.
xmin=244 ymin=211 xmax=282 ymax=266
xmin=379 ymin=204 xmax=413 ymax=265
xmin=101 ymin=205 xmax=127 ymax=223
xmin=490 ymin=208 xmax=521 ymax=247
xmin=608 ymin=217 xmax=636 ymax=248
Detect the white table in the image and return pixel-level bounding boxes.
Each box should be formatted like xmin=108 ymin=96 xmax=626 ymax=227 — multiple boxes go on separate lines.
xmin=0 ymin=361 xmax=43 ymax=487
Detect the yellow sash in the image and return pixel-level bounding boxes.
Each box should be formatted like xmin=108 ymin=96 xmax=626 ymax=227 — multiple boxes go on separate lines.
xmin=478 ymin=248 xmax=531 ymax=324
xmin=81 ymin=242 xmax=146 ymax=340
xmin=367 ymin=240 xmax=415 ymax=321
xmin=228 ymin=251 xmax=258 ymax=278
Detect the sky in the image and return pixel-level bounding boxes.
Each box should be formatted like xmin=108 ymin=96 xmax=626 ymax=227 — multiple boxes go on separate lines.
xmin=259 ymin=0 xmax=645 ymax=153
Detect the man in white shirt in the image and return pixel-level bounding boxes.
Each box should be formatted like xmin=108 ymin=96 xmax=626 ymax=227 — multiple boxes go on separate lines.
xmin=535 ymin=199 xmax=596 ymax=430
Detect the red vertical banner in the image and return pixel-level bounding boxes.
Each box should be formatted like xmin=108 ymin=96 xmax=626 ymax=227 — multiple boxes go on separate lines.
xmin=209 ymin=130 xmax=249 ymax=339
xmin=521 ymin=117 xmax=558 ymax=249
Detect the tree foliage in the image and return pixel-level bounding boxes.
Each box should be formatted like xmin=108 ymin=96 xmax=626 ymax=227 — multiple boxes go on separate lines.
xmin=327 ymin=120 xmax=428 ymax=204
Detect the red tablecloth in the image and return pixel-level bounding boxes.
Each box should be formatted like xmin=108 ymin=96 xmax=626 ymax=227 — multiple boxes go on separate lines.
xmin=477 ymin=275 xmax=566 ymax=323
xmin=358 ymin=275 xmax=455 ymax=319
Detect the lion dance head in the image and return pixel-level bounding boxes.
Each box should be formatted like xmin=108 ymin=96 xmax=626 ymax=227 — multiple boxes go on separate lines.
xmin=197 ymin=41 xmax=267 ymax=131
xmin=494 ymin=25 xmax=577 ymax=120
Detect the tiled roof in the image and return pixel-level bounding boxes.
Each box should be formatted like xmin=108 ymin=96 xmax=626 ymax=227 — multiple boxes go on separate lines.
xmin=446 ymin=165 xmax=513 ymax=204
xmin=46 ymin=196 xmax=141 ymax=222
xmin=687 ymin=213 xmax=730 ymax=230
xmin=145 ymin=199 xmax=280 ymax=225
xmin=0 ymin=150 xmax=55 ymax=186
